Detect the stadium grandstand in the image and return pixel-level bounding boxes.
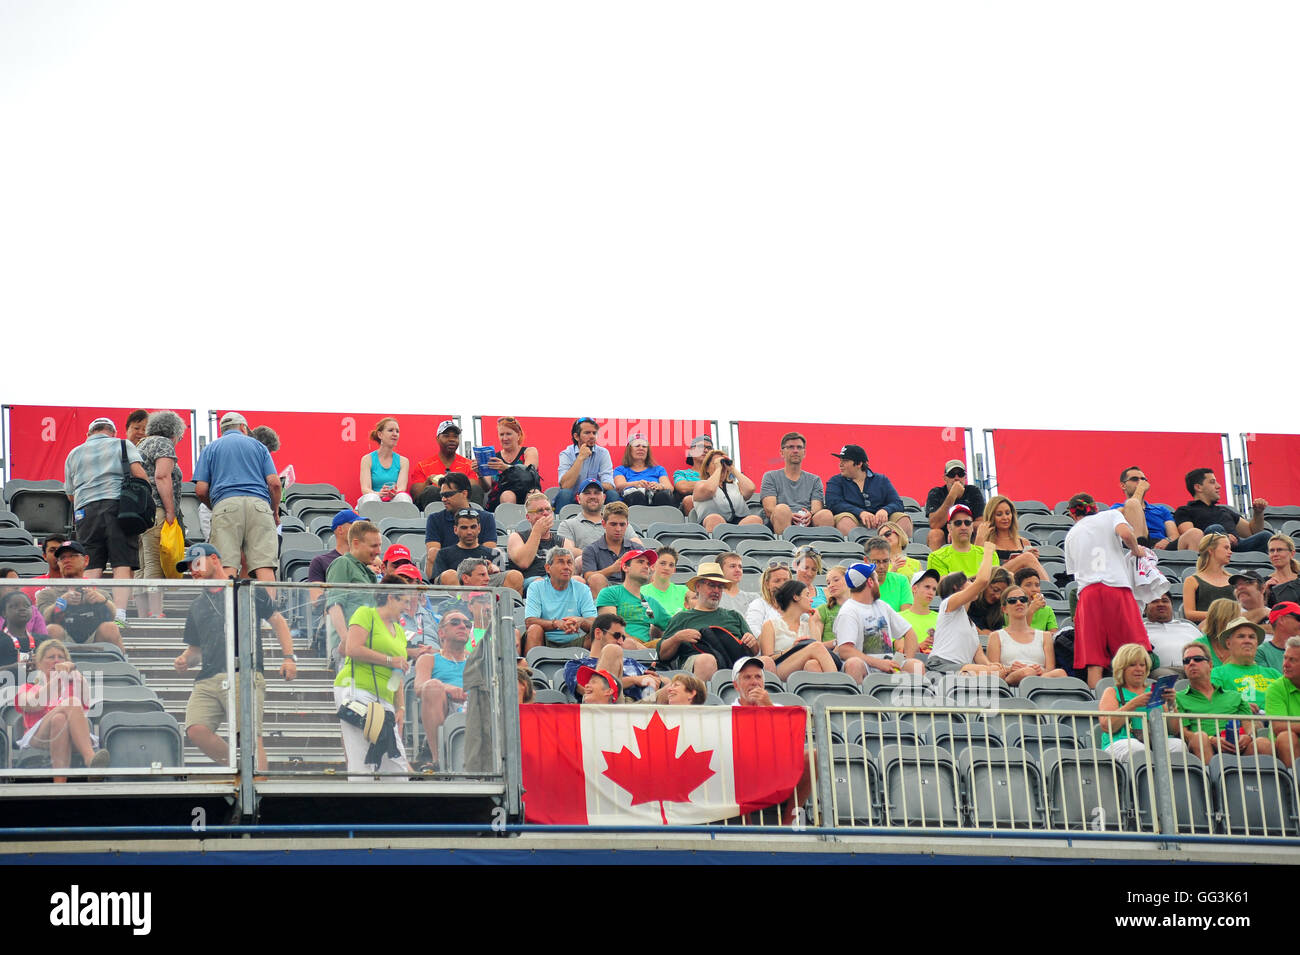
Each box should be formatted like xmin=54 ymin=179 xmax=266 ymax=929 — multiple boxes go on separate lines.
xmin=1 ymin=404 xmax=1298 ymax=866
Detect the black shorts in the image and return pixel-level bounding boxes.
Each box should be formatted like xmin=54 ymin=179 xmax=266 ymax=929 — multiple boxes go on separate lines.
xmin=76 ymin=498 xmax=140 ymax=571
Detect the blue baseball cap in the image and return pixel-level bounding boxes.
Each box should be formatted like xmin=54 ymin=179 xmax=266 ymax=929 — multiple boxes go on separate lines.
xmin=332 ymin=508 xmax=364 ymax=530
xmin=844 ymin=562 xmax=877 ymax=589
xmin=176 ymin=542 xmax=221 ymax=573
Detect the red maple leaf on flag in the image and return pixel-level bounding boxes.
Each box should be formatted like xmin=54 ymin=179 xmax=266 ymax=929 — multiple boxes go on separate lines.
xmin=601 ymin=711 xmax=716 ymax=825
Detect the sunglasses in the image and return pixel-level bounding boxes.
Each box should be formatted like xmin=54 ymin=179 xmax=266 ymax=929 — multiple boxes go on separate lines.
xmin=1182 ymin=654 xmax=1209 ymax=665
xmin=766 ymin=558 xmax=792 ymax=570
xmin=453 ymin=508 xmax=478 ymax=519
xmin=444 ymin=617 xmax=471 ymax=627
xmin=950 ymin=519 xmax=973 ymax=527
xmin=440 ymin=488 xmax=461 ymax=498
xmin=947 ymin=470 xmax=966 ymax=478
xmin=1004 ymin=595 xmax=1030 ymax=605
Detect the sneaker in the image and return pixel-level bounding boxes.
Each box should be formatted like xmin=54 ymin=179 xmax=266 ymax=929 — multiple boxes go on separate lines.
xmin=89 ymin=749 xmax=111 ymax=769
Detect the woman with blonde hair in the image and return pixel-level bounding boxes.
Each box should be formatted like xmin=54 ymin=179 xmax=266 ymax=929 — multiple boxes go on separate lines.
xmin=818 ymin=564 xmax=849 ymax=643
xmin=975 ymin=495 xmax=1048 ymax=579
xmin=1193 ymin=597 xmax=1240 ymax=666
xmin=1183 ymin=532 xmax=1233 ymax=626
xmin=987 ymin=585 xmax=1066 ymax=685
xmin=745 ymin=558 xmax=793 ymax=635
xmin=880 ymin=520 xmax=920 ymax=579
xmin=358 ymin=417 xmax=411 ymax=506
xmin=1265 ymin=533 xmax=1300 ymax=607
xmin=1098 ymin=642 xmax=1186 ymax=760
xmin=485 ymin=416 xmax=541 ymax=510
xmin=792 ymin=545 xmax=827 ymax=609
xmin=17 ymin=638 xmax=110 ymax=781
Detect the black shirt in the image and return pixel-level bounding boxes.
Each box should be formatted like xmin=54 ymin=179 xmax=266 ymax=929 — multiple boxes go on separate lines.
xmin=1171 ymin=500 xmax=1242 ymax=534
xmin=434 ymin=544 xmax=498 ymax=579
xmin=184 ymin=587 xmax=278 ymax=679
xmin=0 ymin=628 xmax=37 ymax=668
xmin=425 ymin=508 xmax=497 ymax=550
xmin=48 ymin=598 xmax=113 ymax=643
xmin=925 ymin=485 xmax=986 ymax=523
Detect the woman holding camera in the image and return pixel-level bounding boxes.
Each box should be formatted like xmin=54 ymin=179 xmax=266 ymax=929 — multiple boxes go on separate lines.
xmin=17 ymin=638 xmax=110 ymax=781
xmin=690 ymin=449 xmax=762 ymax=533
xmin=334 ymin=576 xmax=412 ymax=776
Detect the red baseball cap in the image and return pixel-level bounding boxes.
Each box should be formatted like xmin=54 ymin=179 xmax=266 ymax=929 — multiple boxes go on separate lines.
xmin=575 ymin=665 xmax=621 ymax=702
xmin=947 ymin=504 xmax=973 ymax=521
xmin=394 ymin=563 xmax=423 ymax=582
xmin=383 ymin=544 xmax=413 ymax=565
xmin=619 ymin=548 xmax=658 ymax=567
xmin=1268 ymin=601 xmax=1300 ymax=625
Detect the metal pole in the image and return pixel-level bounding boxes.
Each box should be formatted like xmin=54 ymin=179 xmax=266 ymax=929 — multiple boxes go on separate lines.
xmin=236 ymin=580 xmax=258 ymax=823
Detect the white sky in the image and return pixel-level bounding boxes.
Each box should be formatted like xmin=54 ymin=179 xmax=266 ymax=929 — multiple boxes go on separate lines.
xmin=2 ymin=2 xmax=1296 ymax=455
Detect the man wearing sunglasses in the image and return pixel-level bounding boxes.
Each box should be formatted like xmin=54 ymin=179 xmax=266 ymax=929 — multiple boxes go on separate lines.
xmin=412 ymin=607 xmax=475 ymax=770
xmin=924 ymin=460 xmax=985 ymax=552
xmin=1176 ymin=640 xmax=1267 ymax=762
xmin=423 ymin=472 xmax=498 ymax=580
xmin=561 ymin=613 xmax=663 ymax=701
xmin=927 ymin=504 xmax=1000 ymax=578
xmin=1109 ymin=467 xmax=1178 ymax=549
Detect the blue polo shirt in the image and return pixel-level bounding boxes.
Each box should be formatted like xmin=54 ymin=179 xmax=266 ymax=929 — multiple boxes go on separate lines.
xmin=1109 ymin=500 xmax=1176 ymax=541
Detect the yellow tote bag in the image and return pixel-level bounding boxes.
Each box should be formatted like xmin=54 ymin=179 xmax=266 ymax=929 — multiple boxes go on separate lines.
xmin=160 ymin=519 xmax=186 ymax=579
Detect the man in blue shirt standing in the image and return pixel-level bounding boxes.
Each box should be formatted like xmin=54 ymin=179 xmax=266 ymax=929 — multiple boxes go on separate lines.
xmin=194 ymin=411 xmax=281 ymax=581
xmin=1110 ymin=466 xmax=1178 ymax=550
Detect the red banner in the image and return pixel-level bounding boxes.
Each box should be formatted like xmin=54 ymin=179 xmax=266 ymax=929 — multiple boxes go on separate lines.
xmin=214 ymin=410 xmax=456 ymax=505
xmin=1244 ymin=433 xmax=1300 ymax=504
xmin=476 ymin=416 xmax=715 ymax=488
xmin=732 ymin=420 xmax=968 ymax=504
xmin=989 ymin=428 xmax=1225 ymax=508
xmin=6 ymin=405 xmax=196 ymax=482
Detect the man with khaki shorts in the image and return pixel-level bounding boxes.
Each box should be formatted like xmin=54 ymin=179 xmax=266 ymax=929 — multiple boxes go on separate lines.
xmin=193 ymin=411 xmax=281 ymax=581
xmin=173 ymin=543 xmax=297 ymax=771
xmin=655 ymin=563 xmax=762 ymax=684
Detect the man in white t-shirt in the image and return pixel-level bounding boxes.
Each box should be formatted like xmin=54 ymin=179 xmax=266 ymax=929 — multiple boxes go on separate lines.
xmin=1142 ymin=594 xmax=1201 ymax=677
xmin=833 ymin=562 xmax=921 ymax=682
xmin=1063 ymin=492 xmax=1153 ymax=688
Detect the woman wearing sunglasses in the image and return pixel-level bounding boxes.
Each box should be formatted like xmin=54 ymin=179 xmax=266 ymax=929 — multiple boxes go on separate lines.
xmin=880 ymin=521 xmax=920 ymax=580
xmin=691 ymin=449 xmax=762 ymax=534
xmin=792 ymin=546 xmax=827 ymax=609
xmin=986 ymin=585 xmax=1066 ymax=685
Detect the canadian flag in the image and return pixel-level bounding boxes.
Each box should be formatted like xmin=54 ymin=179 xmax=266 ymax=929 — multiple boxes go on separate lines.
xmin=520 ymin=704 xmax=807 ymax=825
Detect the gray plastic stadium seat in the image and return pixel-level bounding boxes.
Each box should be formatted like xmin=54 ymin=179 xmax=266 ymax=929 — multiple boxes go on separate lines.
xmin=1003 ymin=721 xmax=1083 ymax=763
xmin=627 ymin=505 xmax=687 ymax=528
xmin=3 ymin=478 xmax=63 ymax=503
xmin=768 ymin=692 xmax=805 ymax=707
xmin=1012 ymin=500 xmax=1050 ymax=516
xmin=785 ymin=671 xmax=861 ymax=705
xmin=0 ymin=526 xmax=34 ymax=544
xmin=1018 ymin=675 xmax=1093 ymax=706
xmin=524 ymin=646 xmax=587 ymax=684
xmin=532 ymin=689 xmax=568 ymax=704
xmin=859 ymin=672 xmax=934 ymax=706
xmin=1040 ymin=748 xmax=1133 ymax=831
xmin=281 ymin=532 xmax=322 ymax=554
xmin=494 ymin=503 xmax=526 ymax=527
xmin=99 ymin=711 xmax=183 ymax=768
xmin=712 ymin=523 xmax=774 ymax=543
xmin=942 ymin=674 xmax=1014 ymax=705
xmin=933 ymin=721 xmax=1003 ymax=761
xmin=1207 ymin=754 xmax=1298 ymax=836
xmin=283 ymin=482 xmax=344 ymax=502
xmin=647 ymin=522 xmax=710 ymax=544
xmin=81 ymin=660 xmax=143 ymax=688
xmin=829 ymin=743 xmax=881 ymax=825
xmin=847 ymin=718 xmax=923 ymax=760
xmin=735 ymin=539 xmax=795 ymax=558
xmin=7 ymin=487 xmax=71 ymax=536
xmin=879 ymin=744 xmax=961 ymax=828
xmin=280 ymin=549 xmax=317 ymax=583
xmin=958 ymin=746 xmax=1046 ymax=828
xmin=782 ymin=527 xmax=845 ymax=545
xmin=357 ymin=500 xmax=420 ymax=522
xmin=709 ymin=668 xmax=784 ymax=706
xmin=1133 ymin=750 xmax=1212 ymax=834
xmin=94 ymin=685 xmax=165 ymax=722
xmin=439 ymin=712 xmax=467 ymax=772
xmin=0 ymin=723 xmax=7 ymax=769
xmin=278 ymin=514 xmax=306 ymax=533
xmin=67 ymin=642 xmax=126 ymax=664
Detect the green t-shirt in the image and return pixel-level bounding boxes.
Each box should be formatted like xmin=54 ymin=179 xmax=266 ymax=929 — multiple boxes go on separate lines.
xmin=878 ymin=572 xmax=911 ymax=612
xmin=325 ymin=552 xmax=378 ymax=627
xmin=644 ymin=581 xmax=688 ymax=620
xmin=1256 ymin=639 xmax=1286 ymax=672
xmin=926 ymin=545 xmax=1000 ymax=578
xmin=1176 ymin=684 xmax=1251 ymax=735
xmin=1265 ymin=677 xmax=1300 ymax=718
xmin=334 ymin=605 xmax=407 ymax=704
xmin=595 ymin=583 xmax=660 ymax=646
xmin=818 ymin=602 xmax=842 ymax=642
xmin=1211 ymin=662 xmax=1281 ymax=709
xmin=1031 ymin=605 xmax=1058 ymax=631
xmin=898 ymin=609 xmax=937 ymax=649
xmin=659 ymin=607 xmax=750 ymax=667
xmin=893 ymin=556 xmax=921 ymax=580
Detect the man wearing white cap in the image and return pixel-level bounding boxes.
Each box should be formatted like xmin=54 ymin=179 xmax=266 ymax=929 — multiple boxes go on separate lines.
xmin=833 ymin=562 xmax=922 ymax=681
xmin=63 ymin=417 xmax=149 ymax=600
xmin=193 ymin=411 xmax=281 ymax=582
xmin=410 ymin=420 xmax=482 ymax=509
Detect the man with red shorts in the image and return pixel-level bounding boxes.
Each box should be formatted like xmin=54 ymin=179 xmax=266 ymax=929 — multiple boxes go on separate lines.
xmin=1063 ymin=492 xmax=1152 ymax=689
